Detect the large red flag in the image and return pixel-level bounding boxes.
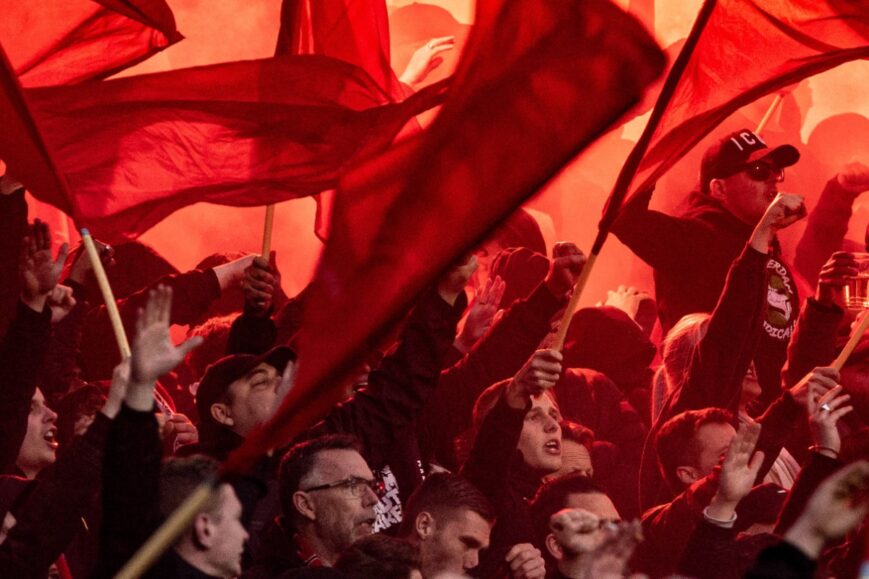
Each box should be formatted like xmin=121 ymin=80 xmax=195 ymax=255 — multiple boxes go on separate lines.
xmin=7 ymin=55 xmax=447 ymax=242
xmin=620 ymin=0 xmax=869 ymax=209
xmin=0 ymin=0 xmax=181 ymax=87
xmin=225 ymin=0 xmax=665 ymax=474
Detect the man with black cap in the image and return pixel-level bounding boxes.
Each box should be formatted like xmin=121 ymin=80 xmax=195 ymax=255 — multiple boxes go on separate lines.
xmin=612 ymin=128 xmax=804 ymax=409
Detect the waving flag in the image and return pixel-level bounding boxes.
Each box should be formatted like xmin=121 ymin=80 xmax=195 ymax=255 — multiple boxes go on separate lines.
xmin=0 ymin=0 xmax=181 ymax=87
xmin=225 ymin=0 xmax=665 ymax=474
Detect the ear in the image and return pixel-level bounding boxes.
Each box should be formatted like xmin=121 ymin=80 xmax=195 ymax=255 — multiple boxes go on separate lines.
xmin=676 ymin=465 xmax=700 ymax=486
xmin=544 ymin=532 xmax=563 ymax=561
xmin=210 ymin=402 xmax=234 ymax=427
xmin=192 ymin=512 xmax=213 ymax=549
xmin=708 ymin=178 xmax=727 ymax=202
xmin=293 ymin=491 xmax=316 ymax=522
xmin=415 ymin=512 xmax=435 ymax=540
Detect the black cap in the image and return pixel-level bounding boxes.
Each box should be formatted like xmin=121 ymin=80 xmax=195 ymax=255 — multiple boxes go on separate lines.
xmin=195 ymin=346 xmax=296 ymax=430
xmin=700 ymin=129 xmax=799 ymax=193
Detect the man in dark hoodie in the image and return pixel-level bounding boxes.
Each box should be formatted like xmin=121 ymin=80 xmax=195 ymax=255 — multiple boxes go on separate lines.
xmin=612 ymin=128 xmax=803 ymax=409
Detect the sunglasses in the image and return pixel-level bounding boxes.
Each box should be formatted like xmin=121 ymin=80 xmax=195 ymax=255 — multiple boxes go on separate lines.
xmin=742 ymin=162 xmax=785 ymax=183
xmin=303 ymin=475 xmax=386 ymax=499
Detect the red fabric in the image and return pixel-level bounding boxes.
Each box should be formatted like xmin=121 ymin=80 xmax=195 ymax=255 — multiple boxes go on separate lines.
xmin=0 ymin=0 xmax=181 ymax=87
xmin=225 ymin=0 xmax=665 ymax=475
xmin=276 ymin=0 xmax=403 ymax=100
xmin=626 ymin=0 xmax=869 ymax=198
xmin=9 ymin=56 xmax=447 ymax=242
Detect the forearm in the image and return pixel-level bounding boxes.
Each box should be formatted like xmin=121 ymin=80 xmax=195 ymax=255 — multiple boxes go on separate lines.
xmin=674 ymin=245 xmax=768 ymax=413
xmin=794 ymin=178 xmax=855 ymax=286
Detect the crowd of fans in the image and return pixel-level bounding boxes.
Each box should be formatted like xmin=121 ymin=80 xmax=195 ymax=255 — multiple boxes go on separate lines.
xmin=1 ymin=127 xmax=869 ymax=579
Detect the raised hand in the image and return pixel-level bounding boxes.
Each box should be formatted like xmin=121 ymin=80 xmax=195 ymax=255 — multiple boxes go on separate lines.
xmin=20 ymin=219 xmax=68 ymax=309
xmin=162 ymin=413 xmax=199 ymax=452
xmin=130 ymin=286 xmax=203 ymax=388
xmin=47 ymin=284 xmax=76 ymax=324
xmin=785 ymin=461 xmax=869 ymax=558
xmin=815 ymin=251 xmax=858 ymax=308
xmin=807 ymin=383 xmax=852 ymax=458
xmin=550 ymin=507 xmax=604 ymax=554
xmin=504 ymin=543 xmax=545 ymax=579
xmin=506 ymin=349 xmax=562 ymax=408
xmin=544 ymin=242 xmax=586 ymax=298
xmin=243 ymin=253 xmax=280 ymax=316
xmin=790 ymin=367 xmax=838 ymax=408
xmin=455 ymin=275 xmax=506 ymax=353
xmin=398 ymin=36 xmax=456 ymax=87
xmin=750 ymin=193 xmax=806 ymax=252
xmin=102 ymin=358 xmax=131 ymax=419
xmin=708 ymin=422 xmax=764 ymax=521
xmin=836 ymin=161 xmax=869 ymax=196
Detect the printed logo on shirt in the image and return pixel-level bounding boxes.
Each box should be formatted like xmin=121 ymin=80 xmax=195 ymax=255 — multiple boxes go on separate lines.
xmin=763 ymin=257 xmax=798 ymax=341
xmin=373 ymin=465 xmax=402 ymax=532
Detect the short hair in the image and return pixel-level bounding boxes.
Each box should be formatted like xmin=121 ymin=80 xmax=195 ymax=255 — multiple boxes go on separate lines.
xmin=278 ymin=434 xmax=363 ymax=523
xmin=529 ymin=472 xmax=606 ymax=553
xmin=186 ymin=313 xmax=238 ymax=381
xmin=398 ymin=473 xmax=495 ymax=536
xmin=335 ymin=534 xmax=421 ymax=579
xmin=655 ymin=407 xmax=734 ymax=491
xmin=561 ymin=420 xmax=594 ymax=448
xmin=159 ymin=455 xmax=221 ymax=519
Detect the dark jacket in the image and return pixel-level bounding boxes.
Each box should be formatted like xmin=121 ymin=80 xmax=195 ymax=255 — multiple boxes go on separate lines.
xmin=419 ymin=281 xmax=565 ymax=472
xmin=639 ymin=244 xmax=770 ymax=510
xmin=0 ymin=300 xmax=52 ymax=475
xmin=461 ymin=393 xmax=539 ymax=579
xmin=0 ymin=412 xmax=110 ymax=578
xmin=612 ymin=189 xmax=798 ymax=414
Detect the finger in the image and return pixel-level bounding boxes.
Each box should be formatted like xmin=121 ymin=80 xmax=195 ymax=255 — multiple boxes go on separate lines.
xmin=160 ymin=286 xmax=173 ymax=324
xmin=828 ymin=406 xmax=853 ymax=422
xmin=54 ymin=242 xmax=69 ymax=269
xmin=34 ymin=219 xmax=49 ymax=250
xmin=504 ymin=544 xmax=525 ymax=564
xmin=747 ymin=450 xmax=766 ymax=473
xmin=177 ymin=335 xmax=204 ymax=357
xmin=807 ymin=381 xmax=817 ymax=414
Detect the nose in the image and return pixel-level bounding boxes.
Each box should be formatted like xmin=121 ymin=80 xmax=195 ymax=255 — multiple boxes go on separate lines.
xmin=543 ymin=415 xmax=560 ymax=433
xmin=464 ymin=551 xmax=479 ymax=570
xmin=362 ymin=485 xmax=380 ymax=506
xmin=43 ymin=406 xmax=58 ymax=424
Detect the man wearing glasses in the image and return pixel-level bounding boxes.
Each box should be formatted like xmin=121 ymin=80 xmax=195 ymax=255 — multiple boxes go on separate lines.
xmin=612 ymin=128 xmax=805 ymax=411
xmin=244 ymin=435 xmax=382 ymax=575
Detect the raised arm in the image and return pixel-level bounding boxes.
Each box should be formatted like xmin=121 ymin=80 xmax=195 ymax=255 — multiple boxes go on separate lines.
xmin=670 ymin=193 xmax=806 ymax=415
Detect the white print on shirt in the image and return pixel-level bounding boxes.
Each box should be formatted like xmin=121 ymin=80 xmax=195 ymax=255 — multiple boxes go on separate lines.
xmin=763 ymin=257 xmax=798 ymax=341
xmin=373 ymin=465 xmax=402 ymax=532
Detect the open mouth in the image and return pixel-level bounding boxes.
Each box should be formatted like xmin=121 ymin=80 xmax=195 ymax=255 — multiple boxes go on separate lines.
xmin=544 ymin=440 xmax=561 ymax=455
xmin=43 ymin=428 xmax=58 ymax=450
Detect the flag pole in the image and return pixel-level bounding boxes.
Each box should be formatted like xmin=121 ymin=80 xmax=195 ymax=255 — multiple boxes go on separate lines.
xmin=115 ymin=479 xmax=219 ymax=579
xmin=754 ymin=93 xmax=784 ymax=135
xmin=550 ymin=0 xmax=718 ymax=349
xmin=261 ymin=204 xmax=275 ymax=257
xmin=832 ymin=313 xmax=869 ymax=372
xmin=81 ymin=228 xmax=131 ymax=358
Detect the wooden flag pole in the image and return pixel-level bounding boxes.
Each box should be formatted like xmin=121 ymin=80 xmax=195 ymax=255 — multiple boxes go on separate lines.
xmin=115 ymin=480 xmax=218 ymax=579
xmin=755 ymin=93 xmax=784 ymax=135
xmin=832 ymin=313 xmax=869 ymax=372
xmin=80 ymin=228 xmax=130 ymax=358
xmin=261 ymin=204 xmax=275 ymax=257
xmin=550 ymin=253 xmax=598 ymax=349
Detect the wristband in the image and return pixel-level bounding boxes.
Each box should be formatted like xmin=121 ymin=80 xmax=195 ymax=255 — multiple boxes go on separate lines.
xmin=703 ymin=506 xmax=737 ymax=528
xmin=808 ymin=445 xmax=839 ymax=457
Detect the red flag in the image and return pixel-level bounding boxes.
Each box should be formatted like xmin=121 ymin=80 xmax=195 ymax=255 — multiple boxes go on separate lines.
xmin=0 ymin=0 xmax=181 ymax=87
xmin=276 ymin=0 xmax=403 ymax=100
xmin=622 ymin=0 xmax=869 ymax=206
xmin=13 ymin=55 xmax=447 ymax=242
xmin=225 ymin=0 xmax=665 ymax=474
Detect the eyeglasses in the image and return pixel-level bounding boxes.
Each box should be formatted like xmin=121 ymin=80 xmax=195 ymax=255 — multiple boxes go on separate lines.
xmin=743 ymin=162 xmax=784 ymax=183
xmin=302 ymin=476 xmax=386 ymax=499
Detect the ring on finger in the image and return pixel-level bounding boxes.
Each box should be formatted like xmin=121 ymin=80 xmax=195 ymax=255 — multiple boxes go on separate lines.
xmin=820 ymin=403 xmax=832 ymax=412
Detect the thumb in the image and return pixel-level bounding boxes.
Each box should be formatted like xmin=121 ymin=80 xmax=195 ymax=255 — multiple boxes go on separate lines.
xmin=748 ymin=450 xmax=766 ymax=474
xmin=176 ymin=335 xmax=204 ymax=357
